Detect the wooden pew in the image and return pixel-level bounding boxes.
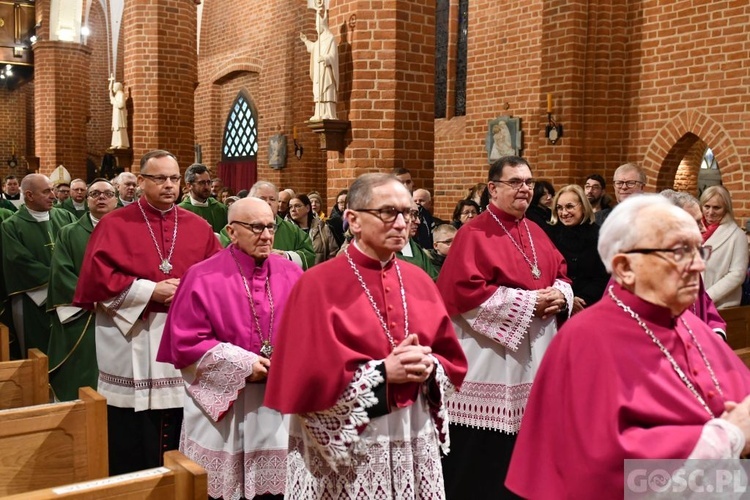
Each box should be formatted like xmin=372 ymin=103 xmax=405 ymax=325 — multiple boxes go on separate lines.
xmin=0 ymin=387 xmax=108 ymax=496
xmin=0 ymin=322 xmax=9 ymax=361
xmin=0 ymin=348 xmax=48 ymax=410
xmin=720 ymin=305 xmax=750 ymax=350
xmin=734 ymin=347 xmax=750 ymax=370
xmin=4 ymin=450 xmax=207 ymax=500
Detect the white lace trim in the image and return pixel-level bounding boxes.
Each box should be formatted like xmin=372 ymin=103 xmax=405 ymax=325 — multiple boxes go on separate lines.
xmin=471 ymin=286 xmax=536 ymax=352
xmin=553 ymin=278 xmax=574 ymax=318
xmin=446 ymin=380 xmax=532 ymax=434
xmin=287 ymin=429 xmax=446 ymax=499
xmin=299 ymin=360 xmax=384 ymax=472
xmin=424 ymin=355 xmax=457 ymax=455
xmin=181 ymin=432 xmax=286 ymax=500
xmin=688 ymin=419 xmax=745 ymax=459
xmin=186 ymin=343 xmax=258 ymax=422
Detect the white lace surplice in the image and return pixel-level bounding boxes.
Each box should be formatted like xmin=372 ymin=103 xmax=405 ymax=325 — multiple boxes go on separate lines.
xmin=447 ymin=280 xmax=573 ymax=434
xmin=286 ymin=360 xmax=456 ymax=500
xmin=181 ymin=343 xmax=288 ymax=500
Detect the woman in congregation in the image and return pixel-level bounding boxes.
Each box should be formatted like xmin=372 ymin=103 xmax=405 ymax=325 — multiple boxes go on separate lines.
xmin=451 ymin=199 xmax=480 ymax=229
xmin=700 ymin=185 xmax=748 ymax=309
xmin=547 ymin=184 xmax=609 ymax=313
xmin=525 ymin=179 xmax=555 ymax=230
xmin=307 ymin=191 xmax=327 ymax=220
xmin=287 ymin=194 xmax=339 ymax=264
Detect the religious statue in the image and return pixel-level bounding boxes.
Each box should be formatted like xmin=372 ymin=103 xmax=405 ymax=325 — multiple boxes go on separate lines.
xmin=109 ymin=75 xmax=130 ymax=149
xmin=300 ymin=0 xmax=339 ymax=121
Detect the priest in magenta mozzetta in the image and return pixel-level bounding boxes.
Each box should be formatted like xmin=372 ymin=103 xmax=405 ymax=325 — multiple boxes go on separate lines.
xmin=506 ymin=194 xmax=750 ymax=498
xmin=158 ymin=197 xmax=302 ymax=499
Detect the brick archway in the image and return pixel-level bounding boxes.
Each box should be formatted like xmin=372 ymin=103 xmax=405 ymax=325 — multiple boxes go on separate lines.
xmin=642 ymin=110 xmax=742 ymax=194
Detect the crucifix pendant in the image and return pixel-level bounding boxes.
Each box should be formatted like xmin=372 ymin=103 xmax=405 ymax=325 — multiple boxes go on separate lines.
xmin=159 ymin=259 xmax=173 ymax=274
xmin=531 ymin=266 xmax=541 ymax=280
xmin=260 ymin=340 xmax=273 ymax=359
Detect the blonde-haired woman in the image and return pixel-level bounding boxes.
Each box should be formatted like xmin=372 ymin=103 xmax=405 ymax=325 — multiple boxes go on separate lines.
xmin=700 ymin=185 xmax=748 ymax=308
xmin=548 ymin=184 xmax=609 ymax=314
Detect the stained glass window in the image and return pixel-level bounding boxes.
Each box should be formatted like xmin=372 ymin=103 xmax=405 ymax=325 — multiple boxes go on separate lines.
xmin=222 ymin=92 xmax=259 ymax=160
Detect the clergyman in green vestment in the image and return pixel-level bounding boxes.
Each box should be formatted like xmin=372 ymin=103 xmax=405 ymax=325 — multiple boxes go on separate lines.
xmin=0 ymin=206 xmax=19 ymax=358
xmin=48 ymin=178 xmax=119 ymax=400
xmin=177 ymin=163 xmax=228 ymax=233
xmin=1 ymin=174 xmax=77 ymax=355
xmin=59 ymin=178 xmax=89 ymax=218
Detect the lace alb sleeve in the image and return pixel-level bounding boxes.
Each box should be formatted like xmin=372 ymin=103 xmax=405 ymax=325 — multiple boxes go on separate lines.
xmin=185 ymin=343 xmax=258 ymax=422
xmin=298 ymin=360 xmax=385 ymax=471
xmin=467 ymin=285 xmax=537 ymax=352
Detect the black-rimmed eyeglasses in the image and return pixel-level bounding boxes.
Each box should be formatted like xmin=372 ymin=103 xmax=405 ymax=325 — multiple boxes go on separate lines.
xmin=230 ymin=221 xmax=278 ymax=234
xmin=490 ymin=178 xmax=536 ymax=190
xmin=87 ymin=190 xmax=116 ymax=199
xmin=352 ymin=207 xmax=420 ymax=223
xmin=614 ymin=180 xmax=644 ymax=189
xmin=141 ymin=174 xmax=181 ymax=185
xmin=624 ymin=244 xmax=712 ymax=263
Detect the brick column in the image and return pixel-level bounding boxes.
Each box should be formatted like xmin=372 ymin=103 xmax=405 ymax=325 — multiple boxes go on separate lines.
xmin=123 ymin=0 xmax=197 ymax=171
xmin=32 ymin=41 xmax=91 ymax=177
xmin=318 ymin=0 xmax=436 ymax=201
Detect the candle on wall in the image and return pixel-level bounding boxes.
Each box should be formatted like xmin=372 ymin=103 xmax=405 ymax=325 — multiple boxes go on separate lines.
xmin=547 ymin=93 xmax=553 ymax=113
xmin=293 ymin=126 xmax=297 ymax=140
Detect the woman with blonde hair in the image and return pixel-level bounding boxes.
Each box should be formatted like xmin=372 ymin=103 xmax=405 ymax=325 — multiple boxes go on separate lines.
xmin=700 ymin=185 xmax=748 ymax=308
xmin=548 ymin=184 xmax=609 ymax=313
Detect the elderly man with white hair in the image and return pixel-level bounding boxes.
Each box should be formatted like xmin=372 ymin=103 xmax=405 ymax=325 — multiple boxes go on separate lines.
xmin=507 ymin=194 xmax=750 ymax=498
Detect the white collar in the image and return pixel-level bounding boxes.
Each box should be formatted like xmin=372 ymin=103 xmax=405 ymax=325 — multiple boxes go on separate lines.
xmin=72 ymin=200 xmax=85 ymax=210
xmin=190 ymin=195 xmax=209 ymax=207
xmin=27 ymin=207 xmax=50 ymax=222
xmin=89 ymin=213 xmax=100 ymax=227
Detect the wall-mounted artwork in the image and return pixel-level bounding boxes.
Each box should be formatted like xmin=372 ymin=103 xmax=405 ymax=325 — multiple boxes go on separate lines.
xmin=486 ymin=116 xmax=522 ymax=163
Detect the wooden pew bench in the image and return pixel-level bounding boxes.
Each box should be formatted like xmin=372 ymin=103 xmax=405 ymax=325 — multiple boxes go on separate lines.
xmin=0 ymin=348 xmax=48 ymax=409
xmin=720 ymin=305 xmax=750 ymax=350
xmin=0 ymin=322 xmax=9 ymax=361
xmin=3 ymin=450 xmax=207 ymax=500
xmin=0 ymin=387 xmax=108 ymax=496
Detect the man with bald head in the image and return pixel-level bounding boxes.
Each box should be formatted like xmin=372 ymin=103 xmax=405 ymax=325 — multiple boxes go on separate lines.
xmin=60 ymin=178 xmax=89 ymax=218
xmin=73 ymin=150 xmax=222 ymax=475
xmin=115 ymin=171 xmax=138 ymax=207
xmin=158 ymin=197 xmax=302 ymax=500
xmin=221 ymin=181 xmax=315 ymax=269
xmin=48 ymin=178 xmax=119 ymax=400
xmin=1 ymin=173 xmax=76 ymax=354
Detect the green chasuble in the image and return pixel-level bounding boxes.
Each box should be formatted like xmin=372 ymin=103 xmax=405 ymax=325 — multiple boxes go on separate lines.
xmin=0 ymin=207 xmax=19 ymax=359
xmin=219 ymin=215 xmax=316 ymax=269
xmin=178 ymin=196 xmax=228 ymax=233
xmin=1 ymin=206 xmax=77 ymax=354
xmin=60 ymin=198 xmax=88 ymax=218
xmin=397 ymin=238 xmax=439 ymax=281
xmin=0 ymin=198 xmax=16 ymax=213
xmin=47 ymin=214 xmax=97 ymax=400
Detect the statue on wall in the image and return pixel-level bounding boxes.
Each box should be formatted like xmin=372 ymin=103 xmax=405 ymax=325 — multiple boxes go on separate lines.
xmin=109 ymin=75 xmax=130 ymax=149
xmin=300 ymin=0 xmax=339 ymax=121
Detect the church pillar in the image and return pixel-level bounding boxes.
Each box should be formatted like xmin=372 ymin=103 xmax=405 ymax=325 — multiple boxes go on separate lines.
xmin=320 ymin=0 xmax=436 ymax=200
xmin=32 ymin=40 xmax=91 ymax=178
xmin=123 ymin=0 xmax=197 ymax=171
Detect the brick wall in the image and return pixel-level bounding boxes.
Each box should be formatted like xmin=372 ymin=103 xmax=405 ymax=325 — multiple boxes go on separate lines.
xmin=0 ymin=85 xmax=29 ymax=178
xmin=33 ymin=40 xmax=91 ymax=177
xmin=123 ymin=0 xmax=197 ymax=171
